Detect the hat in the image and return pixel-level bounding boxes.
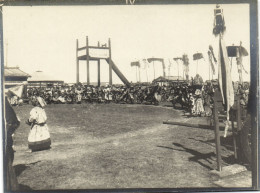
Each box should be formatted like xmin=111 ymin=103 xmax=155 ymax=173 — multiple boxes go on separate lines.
xmin=37 ymin=97 xmax=47 ymax=108
xmin=195 ymin=89 xmax=201 ymax=95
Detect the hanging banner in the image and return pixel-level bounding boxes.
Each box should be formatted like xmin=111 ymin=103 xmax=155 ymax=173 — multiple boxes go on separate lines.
xmin=208 ymin=50 xmax=216 ymax=75
xmin=218 ymin=37 xmax=234 ymax=117
xmin=8 ymin=85 xmax=24 ymax=98
xmin=130 ymin=61 xmax=140 ymax=67
xmin=182 ymin=54 xmax=189 ymax=80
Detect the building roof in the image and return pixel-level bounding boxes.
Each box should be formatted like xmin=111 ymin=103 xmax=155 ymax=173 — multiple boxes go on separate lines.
xmin=4 ymin=67 xmax=31 ymax=77
xmin=28 ymin=71 xmax=63 ymax=82
xmin=153 ymin=76 xmax=184 ymax=82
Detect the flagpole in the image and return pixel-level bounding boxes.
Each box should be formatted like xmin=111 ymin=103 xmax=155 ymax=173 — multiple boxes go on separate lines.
xmin=196 ymin=60 xmax=198 ymax=75
xmin=136 ymin=66 xmax=138 ymax=83
xmin=146 ymin=67 xmax=148 ymax=83
xmin=168 ymin=59 xmax=171 ymax=81
xmin=139 ymin=67 xmax=141 ymax=82
xmin=209 ymin=59 xmax=210 ymax=81
xmin=183 ymin=61 xmax=184 ymax=80
xmin=177 ymin=61 xmax=179 ymax=79
xmin=153 ymin=61 xmax=155 ymax=80
xmin=211 ymin=69 xmax=213 ymax=80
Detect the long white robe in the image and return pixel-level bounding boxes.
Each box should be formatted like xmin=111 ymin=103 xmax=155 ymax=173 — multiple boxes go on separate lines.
xmin=28 ymin=107 xmax=51 ymax=151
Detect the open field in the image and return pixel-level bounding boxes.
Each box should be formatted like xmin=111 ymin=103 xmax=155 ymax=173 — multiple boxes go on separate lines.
xmin=12 ymin=102 xmax=237 ymax=190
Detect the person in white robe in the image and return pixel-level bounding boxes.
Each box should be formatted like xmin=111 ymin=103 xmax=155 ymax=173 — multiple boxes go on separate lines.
xmin=26 ymin=97 xmax=51 ymax=152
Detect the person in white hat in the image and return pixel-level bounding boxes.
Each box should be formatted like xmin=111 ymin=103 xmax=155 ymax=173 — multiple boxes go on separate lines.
xmin=26 ymin=97 xmax=51 ymax=152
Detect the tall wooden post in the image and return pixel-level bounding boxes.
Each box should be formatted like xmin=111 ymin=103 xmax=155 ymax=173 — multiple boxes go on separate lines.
xmin=153 ymin=61 xmax=155 ymax=80
xmin=231 ymin=109 xmax=237 ymax=159
xmin=97 ymin=41 xmax=101 ymax=87
xmin=213 ymin=99 xmax=222 ymax=171
xmin=236 ymin=97 xmax=242 ymax=131
xmin=86 ymin=36 xmax=90 ymax=85
xmin=136 ymin=66 xmax=138 ymax=83
xmin=139 ymin=67 xmax=141 ymax=82
xmin=196 ymin=60 xmax=198 ymax=75
xmin=76 ymin=39 xmax=79 ymax=83
xmin=177 ymin=61 xmax=179 ymax=78
xmin=108 ymin=38 xmax=112 ymax=85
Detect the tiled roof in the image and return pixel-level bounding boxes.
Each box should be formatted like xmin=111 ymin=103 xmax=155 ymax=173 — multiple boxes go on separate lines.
xmin=28 ymin=71 xmax=63 ymax=82
xmin=4 ymin=67 xmax=31 ymax=77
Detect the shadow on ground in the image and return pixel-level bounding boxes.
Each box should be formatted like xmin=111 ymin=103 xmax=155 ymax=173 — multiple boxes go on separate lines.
xmin=157 ymin=141 xmax=241 ymax=171
xmin=157 ymin=143 xmax=215 ymax=170
xmin=14 ymin=162 xmax=41 ymax=191
xmin=19 ymin=184 xmax=33 ymax=191
xmin=14 ymin=161 xmax=41 ymax=177
xmin=191 ymin=135 xmax=236 ymax=152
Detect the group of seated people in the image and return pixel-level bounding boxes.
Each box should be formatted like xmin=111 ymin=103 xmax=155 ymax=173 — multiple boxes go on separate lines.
xmin=9 ymin=81 xmax=249 ymax=117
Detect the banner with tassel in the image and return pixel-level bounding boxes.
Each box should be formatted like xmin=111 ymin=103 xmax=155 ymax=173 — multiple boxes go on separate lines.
xmin=218 ymin=36 xmax=235 ymax=137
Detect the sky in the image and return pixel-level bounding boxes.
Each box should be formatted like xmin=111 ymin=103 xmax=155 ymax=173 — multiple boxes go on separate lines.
xmin=3 ymin=4 xmax=250 ymax=84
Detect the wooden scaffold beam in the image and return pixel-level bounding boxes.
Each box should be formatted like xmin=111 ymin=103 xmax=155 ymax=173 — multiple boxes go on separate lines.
xmin=108 ymin=38 xmax=112 ymax=85
xmin=76 ymin=39 xmax=79 ymax=83
xmin=86 ymin=36 xmax=90 ymax=85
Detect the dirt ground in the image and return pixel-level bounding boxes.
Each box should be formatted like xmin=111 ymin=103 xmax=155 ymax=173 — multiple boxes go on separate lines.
xmin=12 ymin=102 xmax=236 ymax=190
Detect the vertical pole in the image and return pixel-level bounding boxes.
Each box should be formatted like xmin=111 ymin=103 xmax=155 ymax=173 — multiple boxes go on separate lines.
xmin=213 ymin=98 xmax=222 ymax=171
xmin=97 ymin=41 xmax=101 ymax=87
xmin=86 ymin=36 xmax=90 ymax=85
xmin=177 ymin=61 xmax=179 ymax=79
xmin=196 ymin=60 xmax=198 ymax=75
xmin=146 ymin=66 xmax=148 ymax=83
xmin=5 ymin=40 xmax=8 ymax=67
xmin=231 ymin=109 xmax=237 ymax=159
xmin=76 ymin=39 xmax=79 ymax=83
xmin=139 ymin=67 xmax=141 ymax=82
xmin=136 ymin=66 xmax=138 ymax=83
xmin=108 ymin=38 xmax=112 ymax=85
xmin=209 ymin=60 xmax=210 ymax=81
xmin=236 ymin=96 xmax=242 ymax=131
xmin=153 ymin=61 xmax=155 ymax=80
xmin=168 ymin=67 xmax=171 ymax=80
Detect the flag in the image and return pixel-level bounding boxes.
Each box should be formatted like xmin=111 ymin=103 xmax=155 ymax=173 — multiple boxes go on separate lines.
xmin=147 ymin=58 xmax=163 ymax=63
xmin=227 ymin=45 xmax=248 ymax=57
xmin=208 ymin=50 xmax=216 ymax=75
xmin=218 ymin=37 xmax=234 ymax=137
xmin=130 ymin=61 xmax=140 ymax=67
xmin=209 ymin=45 xmax=217 ymax=62
xmin=213 ymin=5 xmax=226 ymax=36
xmin=182 ymin=54 xmax=189 ymax=80
xmin=8 ymin=85 xmax=24 ymax=98
xmin=193 ymin=53 xmax=204 ymax=61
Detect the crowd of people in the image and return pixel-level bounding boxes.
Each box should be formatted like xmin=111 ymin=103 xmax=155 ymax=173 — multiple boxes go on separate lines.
xmin=23 ymin=82 xmax=217 ymax=117
xmin=9 ymin=80 xmax=249 ymax=117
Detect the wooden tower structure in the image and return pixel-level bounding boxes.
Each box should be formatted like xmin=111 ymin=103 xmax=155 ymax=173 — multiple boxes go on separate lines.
xmin=76 ymin=36 xmax=130 ymax=87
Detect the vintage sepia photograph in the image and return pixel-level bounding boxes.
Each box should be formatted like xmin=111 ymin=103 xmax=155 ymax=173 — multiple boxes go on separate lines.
xmin=1 ymin=0 xmax=258 ymax=192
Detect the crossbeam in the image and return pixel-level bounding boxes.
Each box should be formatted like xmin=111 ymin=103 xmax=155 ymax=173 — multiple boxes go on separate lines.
xmin=78 ymin=46 xmax=109 ymax=51
xmin=78 ymin=55 xmax=108 ymax=61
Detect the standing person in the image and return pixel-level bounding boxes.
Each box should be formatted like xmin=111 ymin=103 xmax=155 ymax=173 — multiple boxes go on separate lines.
xmin=192 ymin=89 xmax=205 ymax=116
xmin=26 ymin=97 xmax=51 ymax=152
xmin=4 ymin=96 xmax=20 ymax=191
